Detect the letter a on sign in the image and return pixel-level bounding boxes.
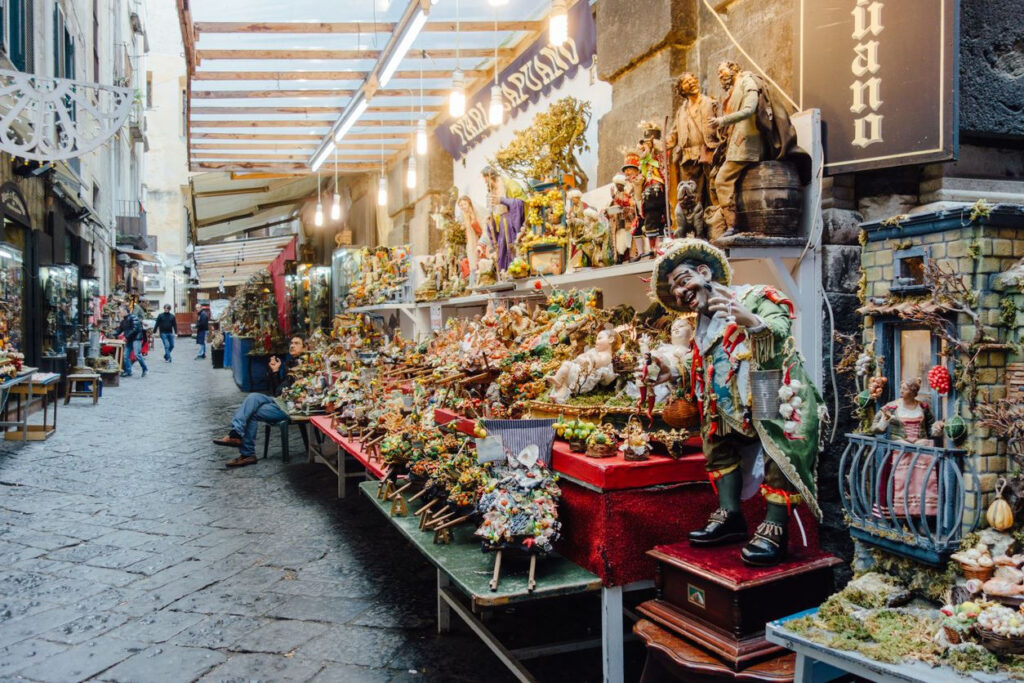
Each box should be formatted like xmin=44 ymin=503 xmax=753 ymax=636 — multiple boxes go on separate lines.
xmin=853 ymin=113 xmax=884 ymax=148
xmin=851 ymin=41 xmax=880 ymax=77
xmin=851 ymin=1 xmax=884 ymax=41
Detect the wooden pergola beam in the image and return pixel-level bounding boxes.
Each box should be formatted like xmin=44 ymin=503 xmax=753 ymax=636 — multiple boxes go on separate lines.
xmin=191 ymin=120 xmax=335 ymax=128
xmin=193 ymin=20 xmax=542 ymax=34
xmin=193 ymin=132 xmax=408 ymax=141
xmin=191 ymin=89 xmax=448 ymax=99
xmin=191 ymin=162 xmax=377 ymax=172
xmin=193 ymin=185 xmax=270 ymax=198
xmin=193 ymin=153 xmax=384 ymax=162
xmin=191 ymin=106 xmax=443 ymax=116
xmin=196 ymin=48 xmax=510 ymax=62
xmin=193 ymin=142 xmax=402 ymax=151
xmin=193 ymin=69 xmax=487 ymax=81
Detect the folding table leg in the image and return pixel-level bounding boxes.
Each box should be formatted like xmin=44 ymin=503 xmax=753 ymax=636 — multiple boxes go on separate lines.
xmin=602 ymin=585 xmax=624 ymax=683
xmin=338 ymin=442 xmax=347 ymax=499
xmin=437 ymin=570 xmax=451 ymax=634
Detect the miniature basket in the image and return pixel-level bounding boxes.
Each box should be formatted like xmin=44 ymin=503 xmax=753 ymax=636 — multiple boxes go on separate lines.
xmin=960 ymin=563 xmax=994 ymax=582
xmin=586 ymin=443 xmax=618 ymax=459
xmin=662 ymin=397 xmax=699 ymax=430
xmin=569 ymin=439 xmax=587 ymax=453
xmin=975 ymin=626 xmax=1024 ymax=655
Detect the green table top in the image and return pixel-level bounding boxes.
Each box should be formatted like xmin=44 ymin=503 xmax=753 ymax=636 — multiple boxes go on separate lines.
xmin=358 ymin=481 xmax=601 ymax=607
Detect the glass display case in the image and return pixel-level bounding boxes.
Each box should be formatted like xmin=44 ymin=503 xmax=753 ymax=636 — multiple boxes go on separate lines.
xmin=80 ymin=277 xmax=100 ymax=329
xmin=331 ymin=247 xmax=363 ymax=315
xmin=288 ymin=264 xmax=332 ymax=336
xmin=0 ymin=243 xmax=24 ymax=352
xmin=39 ymin=264 xmax=79 ymax=356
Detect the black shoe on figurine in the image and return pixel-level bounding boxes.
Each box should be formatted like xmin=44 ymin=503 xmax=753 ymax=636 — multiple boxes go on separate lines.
xmin=688 ymin=508 xmax=747 ymax=546
xmin=740 ymin=521 xmax=788 ymax=566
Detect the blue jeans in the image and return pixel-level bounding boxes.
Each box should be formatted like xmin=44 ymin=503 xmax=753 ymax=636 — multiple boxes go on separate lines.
xmin=196 ymin=330 xmax=207 ymax=357
xmin=160 ymin=333 xmax=175 ymax=360
xmin=123 ymin=339 xmax=148 ymax=375
xmin=231 ymin=393 xmax=288 ymax=457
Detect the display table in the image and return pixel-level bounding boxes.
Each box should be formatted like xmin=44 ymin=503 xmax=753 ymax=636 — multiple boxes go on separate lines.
xmin=309 ymin=416 xmax=387 ymax=497
xmin=359 ymin=480 xmax=602 ymax=683
xmin=101 ymin=339 xmax=126 ymax=370
xmin=5 ymin=372 xmax=61 ymax=440
xmin=0 ymin=368 xmax=39 ymax=441
xmin=765 ymin=610 xmax=1005 ymax=683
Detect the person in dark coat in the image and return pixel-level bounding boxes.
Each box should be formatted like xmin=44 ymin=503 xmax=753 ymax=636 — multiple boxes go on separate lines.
xmin=213 ymin=336 xmax=305 ymax=468
xmin=194 ymin=305 xmax=210 ymax=359
xmin=117 ymin=306 xmax=148 ymax=378
xmin=154 ymin=305 xmax=178 ymax=362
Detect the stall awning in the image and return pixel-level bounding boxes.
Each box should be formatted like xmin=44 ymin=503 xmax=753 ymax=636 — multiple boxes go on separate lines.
xmin=116 ymin=247 xmax=158 ymax=262
xmin=194 ymin=234 xmax=297 ymax=289
xmin=177 ymin=0 xmax=553 ymax=175
xmin=189 ymin=171 xmax=313 ymax=242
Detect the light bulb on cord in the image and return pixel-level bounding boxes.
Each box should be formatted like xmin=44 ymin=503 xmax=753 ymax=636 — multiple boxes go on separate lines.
xmin=377 ymin=175 xmax=388 ymax=207
xmin=449 ymin=69 xmax=466 ymax=117
xmin=488 ymin=84 xmax=503 ymax=126
xmin=330 ymin=192 xmax=341 ymax=221
xmin=406 ymin=156 xmax=417 ymax=189
xmin=314 ymin=201 xmax=324 ymax=227
xmin=377 ymin=0 xmax=391 ymax=10
xmin=549 ymin=0 xmax=568 ymax=46
xmin=488 ymin=0 xmax=508 ymax=5
xmin=416 ymin=119 xmax=428 ymax=155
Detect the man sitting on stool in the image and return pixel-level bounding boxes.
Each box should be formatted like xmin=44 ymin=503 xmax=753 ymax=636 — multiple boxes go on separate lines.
xmin=214 ymin=336 xmax=305 ymax=468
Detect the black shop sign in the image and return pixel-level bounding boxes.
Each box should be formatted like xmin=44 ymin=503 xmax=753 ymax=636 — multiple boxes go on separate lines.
xmin=798 ymin=0 xmax=958 ymax=175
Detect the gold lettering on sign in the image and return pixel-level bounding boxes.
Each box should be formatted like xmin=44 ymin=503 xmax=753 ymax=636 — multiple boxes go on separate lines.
xmin=850 ymin=0 xmax=884 ymax=148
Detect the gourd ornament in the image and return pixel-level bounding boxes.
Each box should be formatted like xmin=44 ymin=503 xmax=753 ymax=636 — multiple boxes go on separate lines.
xmin=987 ymin=478 xmax=1014 ymax=532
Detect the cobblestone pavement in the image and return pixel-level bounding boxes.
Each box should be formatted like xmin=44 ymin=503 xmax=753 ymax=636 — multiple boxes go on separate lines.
xmin=0 ymin=352 xmax=550 ymax=682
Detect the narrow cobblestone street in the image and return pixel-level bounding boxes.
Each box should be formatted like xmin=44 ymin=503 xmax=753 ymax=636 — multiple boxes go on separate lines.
xmin=0 ymin=355 xmax=524 ymax=682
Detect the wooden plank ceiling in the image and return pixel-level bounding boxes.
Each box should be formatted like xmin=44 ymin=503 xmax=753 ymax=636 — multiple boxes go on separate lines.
xmin=177 ymin=0 xmax=552 ymax=177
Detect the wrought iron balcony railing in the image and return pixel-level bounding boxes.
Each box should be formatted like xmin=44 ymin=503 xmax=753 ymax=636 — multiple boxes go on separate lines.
xmin=839 ymin=433 xmax=981 ymax=565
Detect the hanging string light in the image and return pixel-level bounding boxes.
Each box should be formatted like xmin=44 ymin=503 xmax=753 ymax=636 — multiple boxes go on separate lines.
xmin=406 ymin=155 xmax=417 ymax=189
xmin=549 ymin=0 xmax=568 ymax=46
xmin=449 ymin=0 xmax=466 ymax=117
xmin=314 ymin=171 xmax=324 ymax=227
xmin=416 ymin=53 xmax=428 ymax=155
xmin=330 ymin=148 xmax=341 ymax=221
xmin=488 ymin=8 xmax=503 ymax=126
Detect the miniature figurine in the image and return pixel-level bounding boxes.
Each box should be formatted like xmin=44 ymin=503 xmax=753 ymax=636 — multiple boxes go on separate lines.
xmin=637 ymin=122 xmax=669 ymax=253
xmin=457 ymin=195 xmax=484 ymax=280
xmin=673 ymin=180 xmax=705 ymax=239
xmin=606 ymin=173 xmax=637 ymax=264
xmin=620 ymin=153 xmax=646 ymax=260
xmin=619 ymin=419 xmax=652 ymax=461
xmin=482 ymin=166 xmax=527 ymax=273
xmin=872 ymin=377 xmax=940 ymax=445
xmin=652 ymin=238 xmax=825 ymax=566
xmin=547 ymin=328 xmax=619 ymax=404
xmin=667 ymin=72 xmax=721 ymax=211
xmin=709 ymin=61 xmax=762 ymax=239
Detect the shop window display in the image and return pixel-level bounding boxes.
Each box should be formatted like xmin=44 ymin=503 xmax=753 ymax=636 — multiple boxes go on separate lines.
xmin=39 ymin=264 xmax=79 ymax=356
xmin=0 ymin=244 xmax=24 ymax=353
xmin=287 ymin=264 xmax=331 ymax=337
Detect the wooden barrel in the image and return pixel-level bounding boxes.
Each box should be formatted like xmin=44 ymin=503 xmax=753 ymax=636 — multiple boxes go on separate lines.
xmin=736 ymin=160 xmax=803 ymax=235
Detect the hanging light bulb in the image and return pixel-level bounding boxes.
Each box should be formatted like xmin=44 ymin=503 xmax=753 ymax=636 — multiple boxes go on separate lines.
xmin=488 ymin=84 xmax=503 ymax=127
xmin=377 ymin=175 xmax=388 ymax=207
xmin=416 ymin=119 xmax=428 ymax=155
xmin=449 ymin=69 xmax=466 ymax=117
xmin=377 ymin=0 xmax=391 ymax=10
xmin=406 ymin=156 xmax=417 ymax=189
xmin=330 ymin=192 xmax=341 ymax=221
xmin=549 ymin=0 xmax=568 ymax=46
xmin=488 ymin=0 xmax=508 ymax=5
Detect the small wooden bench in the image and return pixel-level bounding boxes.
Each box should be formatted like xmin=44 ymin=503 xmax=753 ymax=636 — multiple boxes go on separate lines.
xmin=65 ymin=372 xmax=100 ymax=405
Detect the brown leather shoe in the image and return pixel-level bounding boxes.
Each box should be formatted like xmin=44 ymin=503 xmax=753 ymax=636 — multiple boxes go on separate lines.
xmin=213 ymin=434 xmax=243 ymax=447
xmin=225 ymin=455 xmax=257 ymax=468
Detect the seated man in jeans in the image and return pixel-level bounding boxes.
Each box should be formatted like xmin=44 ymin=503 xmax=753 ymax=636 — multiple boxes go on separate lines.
xmin=214 ymin=336 xmax=305 ymax=468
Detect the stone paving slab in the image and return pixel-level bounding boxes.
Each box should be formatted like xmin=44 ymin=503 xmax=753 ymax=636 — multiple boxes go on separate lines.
xmin=0 ymin=356 xmax=528 ymax=681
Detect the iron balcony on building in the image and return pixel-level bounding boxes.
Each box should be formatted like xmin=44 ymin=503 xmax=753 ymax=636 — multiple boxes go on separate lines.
xmin=839 ymin=433 xmax=981 ymax=566
xmin=116 ymin=199 xmax=147 ymax=246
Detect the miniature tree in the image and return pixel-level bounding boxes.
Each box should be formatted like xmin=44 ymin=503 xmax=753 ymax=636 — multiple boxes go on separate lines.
xmin=491 ymin=97 xmax=592 ymax=188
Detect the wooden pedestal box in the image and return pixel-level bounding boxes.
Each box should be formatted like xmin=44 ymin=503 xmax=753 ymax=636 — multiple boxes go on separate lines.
xmin=640 ymin=543 xmax=841 ymax=669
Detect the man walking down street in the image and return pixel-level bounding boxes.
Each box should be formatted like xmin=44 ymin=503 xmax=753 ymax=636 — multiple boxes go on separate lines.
xmin=154 ymin=305 xmax=178 ymax=362
xmin=213 ymin=336 xmax=306 ymax=468
xmin=117 ymin=307 xmax=148 ymax=378
xmin=195 ymin=304 xmax=210 ymax=360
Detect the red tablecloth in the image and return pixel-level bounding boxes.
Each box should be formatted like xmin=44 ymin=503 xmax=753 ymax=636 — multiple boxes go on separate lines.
xmin=310 ymin=416 xmax=388 ymax=479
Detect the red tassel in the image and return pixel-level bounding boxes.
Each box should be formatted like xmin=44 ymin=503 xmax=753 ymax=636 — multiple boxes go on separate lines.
xmin=760 ymin=484 xmax=793 ymax=514
xmin=707 ymin=472 xmax=719 ymax=496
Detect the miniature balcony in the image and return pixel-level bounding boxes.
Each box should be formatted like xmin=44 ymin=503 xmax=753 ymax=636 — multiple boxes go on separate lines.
xmin=839 ymin=433 xmax=981 ymax=566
